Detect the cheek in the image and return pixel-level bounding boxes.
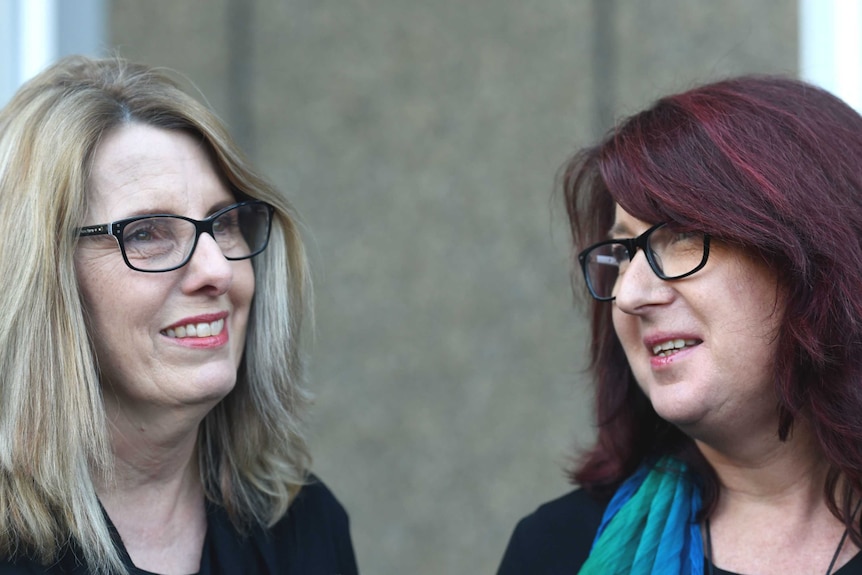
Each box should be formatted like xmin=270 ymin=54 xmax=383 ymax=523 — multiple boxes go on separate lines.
xmin=235 ymin=260 xmax=255 ymax=305
xmin=611 ymin=306 xmax=654 ymax=396
xmin=611 ymin=306 xmax=639 ymax=354
xmin=720 ymin=265 xmax=783 ymax=359
xmin=75 ymin=264 xmax=133 ymax=380
xmin=230 ymin=261 xmax=256 ymax=325
xmin=75 ymin=259 xmax=113 ymax=331
xmin=75 ymin=251 xmax=164 ymax=355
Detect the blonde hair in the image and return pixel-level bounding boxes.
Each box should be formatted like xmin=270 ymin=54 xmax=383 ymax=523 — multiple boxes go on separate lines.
xmin=0 ymin=55 xmax=311 ymax=573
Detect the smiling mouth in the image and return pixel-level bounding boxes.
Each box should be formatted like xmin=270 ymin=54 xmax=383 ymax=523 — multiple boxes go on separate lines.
xmin=652 ymin=339 xmax=700 ymax=357
xmin=162 ymin=318 xmax=225 ymax=339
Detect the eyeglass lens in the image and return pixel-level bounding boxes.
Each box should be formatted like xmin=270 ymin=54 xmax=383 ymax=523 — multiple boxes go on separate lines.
xmin=122 ymin=203 xmax=271 ymax=272
xmin=583 ymin=225 xmax=707 ymax=300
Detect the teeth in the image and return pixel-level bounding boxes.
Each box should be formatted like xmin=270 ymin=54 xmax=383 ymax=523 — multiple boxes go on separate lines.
xmin=163 ymin=318 xmax=224 ymax=339
xmin=652 ymin=338 xmax=698 ymax=357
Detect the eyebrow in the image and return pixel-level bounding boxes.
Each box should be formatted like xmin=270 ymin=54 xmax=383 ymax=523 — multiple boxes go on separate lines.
xmin=112 ymin=198 xmax=237 ymax=221
xmin=607 ymin=222 xmax=633 ymax=239
xmin=208 ymin=199 xmax=236 ymax=215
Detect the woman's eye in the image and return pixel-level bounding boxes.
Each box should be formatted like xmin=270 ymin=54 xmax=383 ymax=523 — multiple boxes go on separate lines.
xmin=213 ymin=216 xmax=241 ymax=238
xmin=127 ymin=228 xmax=155 ymax=242
xmin=658 ymin=230 xmax=699 ymax=247
xmin=126 ymin=230 xmax=153 ymax=242
xmin=124 ymin=220 xmax=172 ymax=243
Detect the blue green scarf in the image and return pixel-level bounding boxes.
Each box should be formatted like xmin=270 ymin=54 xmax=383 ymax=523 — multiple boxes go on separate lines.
xmin=579 ymin=457 xmax=704 ymax=575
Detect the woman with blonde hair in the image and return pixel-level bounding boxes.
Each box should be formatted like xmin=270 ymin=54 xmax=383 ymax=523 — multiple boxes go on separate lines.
xmin=0 ymin=55 xmax=357 ymax=574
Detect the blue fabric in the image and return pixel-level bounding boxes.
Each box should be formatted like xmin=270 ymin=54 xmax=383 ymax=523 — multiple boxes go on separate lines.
xmin=578 ymin=457 xmax=703 ymax=575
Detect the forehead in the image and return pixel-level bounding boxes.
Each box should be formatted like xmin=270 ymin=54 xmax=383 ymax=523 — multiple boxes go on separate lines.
xmin=611 ymin=204 xmax=655 ymax=237
xmin=87 ymin=123 xmax=233 ymax=221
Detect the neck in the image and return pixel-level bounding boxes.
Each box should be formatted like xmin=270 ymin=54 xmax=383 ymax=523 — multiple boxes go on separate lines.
xmin=695 ymin=419 xmax=858 ymax=575
xmin=696 ymin=418 xmax=830 ymax=509
xmin=96 ymin=408 xmax=208 ymax=575
xmin=96 ymin=394 xmax=209 ymax=521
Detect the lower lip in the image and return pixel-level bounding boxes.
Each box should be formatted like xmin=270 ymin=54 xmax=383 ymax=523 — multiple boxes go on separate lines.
xmin=650 ymin=344 xmax=698 ymax=368
xmin=162 ymin=326 xmax=230 ymax=349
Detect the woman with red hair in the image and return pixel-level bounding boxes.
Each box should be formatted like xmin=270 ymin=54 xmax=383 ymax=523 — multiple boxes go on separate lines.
xmin=499 ymin=76 xmax=862 ymax=575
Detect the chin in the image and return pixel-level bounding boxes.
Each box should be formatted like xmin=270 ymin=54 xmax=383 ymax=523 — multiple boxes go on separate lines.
xmin=650 ymin=400 xmax=709 ymax=429
xmin=185 ymin=366 xmax=239 ymax=405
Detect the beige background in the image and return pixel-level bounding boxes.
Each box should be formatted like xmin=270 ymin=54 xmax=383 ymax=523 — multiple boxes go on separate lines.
xmin=108 ymin=1 xmax=796 ymax=572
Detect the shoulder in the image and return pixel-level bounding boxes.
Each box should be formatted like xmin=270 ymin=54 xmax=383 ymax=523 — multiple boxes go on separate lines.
xmin=203 ymin=475 xmax=358 ymax=575
xmin=497 ymin=488 xmax=607 ymax=575
xmin=284 ymin=475 xmax=353 ymax=534
xmin=0 ymin=562 xmax=49 ymax=575
xmin=0 ymin=564 xmax=54 ymax=574
xmin=291 ymin=476 xmax=350 ymax=516
xmin=0 ymin=550 xmax=86 ymax=574
xmin=270 ymin=475 xmax=359 ymax=574
xmin=832 ymin=551 xmax=862 ymax=575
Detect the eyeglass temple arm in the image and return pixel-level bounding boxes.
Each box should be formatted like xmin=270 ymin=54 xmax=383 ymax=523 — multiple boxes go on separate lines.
xmin=78 ymin=224 xmax=111 ymax=237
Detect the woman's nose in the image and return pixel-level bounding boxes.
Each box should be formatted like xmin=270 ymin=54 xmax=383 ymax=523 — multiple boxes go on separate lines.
xmin=613 ymin=250 xmax=673 ymax=312
xmin=181 ymin=233 xmax=233 ymax=294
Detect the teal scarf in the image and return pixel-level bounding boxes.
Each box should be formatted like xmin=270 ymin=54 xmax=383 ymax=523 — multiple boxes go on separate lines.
xmin=579 ymin=458 xmax=704 ymax=575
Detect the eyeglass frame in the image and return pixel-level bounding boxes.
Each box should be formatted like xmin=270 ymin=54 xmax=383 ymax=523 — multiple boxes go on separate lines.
xmin=77 ymin=200 xmax=274 ymax=273
xmin=577 ymin=222 xmax=711 ymax=302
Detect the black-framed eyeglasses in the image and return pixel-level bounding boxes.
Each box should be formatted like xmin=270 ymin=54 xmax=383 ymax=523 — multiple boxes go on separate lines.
xmin=577 ymin=222 xmax=711 ymax=301
xmin=78 ymin=200 xmax=274 ymax=273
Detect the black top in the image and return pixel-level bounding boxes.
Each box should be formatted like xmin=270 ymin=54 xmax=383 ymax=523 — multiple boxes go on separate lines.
xmin=497 ymin=487 xmax=862 ymax=575
xmin=497 ymin=488 xmax=606 ymax=575
xmin=0 ymin=478 xmax=358 ymax=575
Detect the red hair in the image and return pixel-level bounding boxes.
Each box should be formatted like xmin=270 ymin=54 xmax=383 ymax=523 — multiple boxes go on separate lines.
xmin=564 ymin=76 xmax=862 ymax=539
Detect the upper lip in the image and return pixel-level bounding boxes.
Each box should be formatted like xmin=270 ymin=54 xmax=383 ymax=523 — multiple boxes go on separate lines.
xmin=162 ymin=311 xmax=229 ymax=331
xmin=643 ymin=332 xmax=702 ymax=350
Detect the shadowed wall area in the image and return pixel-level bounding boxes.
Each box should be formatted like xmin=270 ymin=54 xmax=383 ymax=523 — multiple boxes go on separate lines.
xmin=109 ymin=1 xmax=795 ymax=572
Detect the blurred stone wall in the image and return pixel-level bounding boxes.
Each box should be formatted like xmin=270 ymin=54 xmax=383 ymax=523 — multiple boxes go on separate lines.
xmin=109 ymin=1 xmax=796 ymax=573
